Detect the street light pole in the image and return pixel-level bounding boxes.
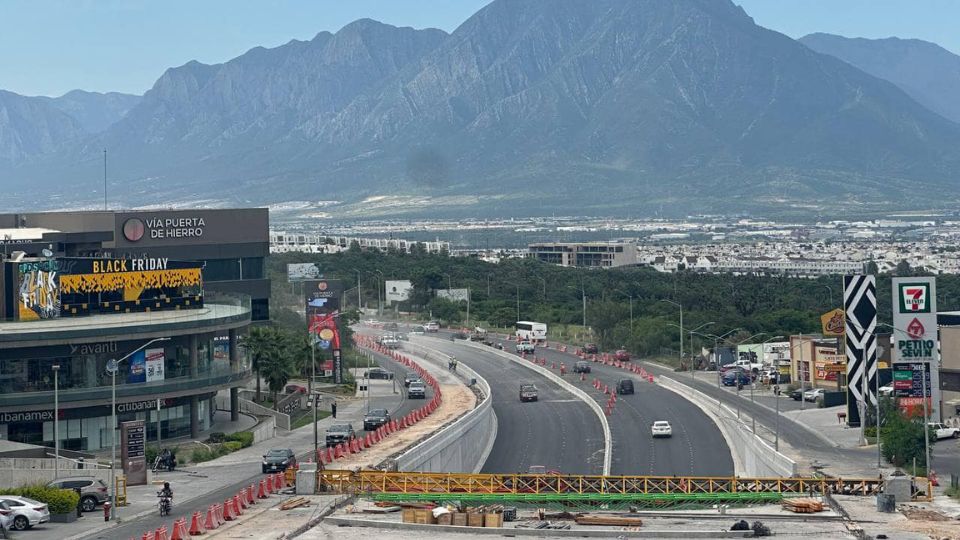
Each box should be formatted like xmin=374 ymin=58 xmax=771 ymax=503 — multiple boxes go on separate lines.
xmin=52 ymin=364 xmax=60 ymax=479
xmin=108 ymin=337 xmax=169 ymax=521
xmin=660 ymin=300 xmax=683 ymax=369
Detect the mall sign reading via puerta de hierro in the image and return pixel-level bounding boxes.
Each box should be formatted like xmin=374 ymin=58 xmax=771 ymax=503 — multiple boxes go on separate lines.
xmin=891 ymin=277 xmax=941 ymax=420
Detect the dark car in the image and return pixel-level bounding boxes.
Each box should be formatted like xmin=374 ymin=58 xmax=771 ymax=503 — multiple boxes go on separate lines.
xmin=365 ymin=367 xmax=393 ymax=380
xmin=262 ymin=448 xmax=297 ymax=473
xmin=325 ymin=424 xmax=356 ymax=447
xmin=616 ymin=378 xmax=635 ymax=395
xmin=573 ymin=360 xmax=591 ymax=374
xmin=583 ymin=343 xmax=599 ymax=354
xmin=363 ymin=408 xmax=391 ymax=431
xmin=722 ymin=371 xmax=751 ymax=387
xmin=385 ymin=322 xmax=399 ymax=331
xmin=614 ymin=349 xmax=631 ymax=362
xmin=519 ymin=384 xmax=539 ymax=402
xmin=47 ymin=477 xmax=109 ymax=512
xmin=404 ymin=372 xmax=422 ymax=387
xmin=408 ymin=381 xmax=427 ymax=399
xmin=789 ymin=388 xmax=804 ymax=401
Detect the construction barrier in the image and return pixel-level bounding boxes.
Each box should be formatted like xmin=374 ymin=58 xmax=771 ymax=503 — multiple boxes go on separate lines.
xmin=170 ymin=518 xmax=190 ymax=540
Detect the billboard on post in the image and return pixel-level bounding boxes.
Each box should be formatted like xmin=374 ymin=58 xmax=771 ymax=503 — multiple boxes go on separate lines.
xmin=892 ymin=277 xmax=940 ymax=420
xmin=304 ymin=279 xmax=344 ymax=383
xmin=385 ymin=280 xmax=413 ymax=304
xmin=437 ymin=288 xmax=470 ymax=302
xmin=287 ymin=263 xmax=321 ymax=281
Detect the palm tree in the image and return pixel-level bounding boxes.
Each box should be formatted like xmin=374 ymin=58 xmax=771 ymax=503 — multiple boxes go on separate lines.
xmin=258 ymin=347 xmax=293 ymax=409
xmin=241 ymin=326 xmax=278 ymax=403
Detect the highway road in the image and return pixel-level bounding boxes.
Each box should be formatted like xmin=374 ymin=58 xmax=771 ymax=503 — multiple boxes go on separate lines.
xmin=93 ymin=349 xmax=429 ymax=539
xmin=418 ymin=337 xmax=605 ymax=475
xmin=534 ymin=347 xmax=734 ymax=477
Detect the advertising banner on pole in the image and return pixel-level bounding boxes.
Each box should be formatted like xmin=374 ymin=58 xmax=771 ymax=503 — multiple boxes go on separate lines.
xmin=385 ymin=280 xmax=412 ymax=304
xmin=145 ymin=348 xmax=165 ymax=382
xmin=127 ymin=350 xmax=146 ymax=383
xmin=844 ymin=275 xmax=877 ymax=427
xmin=891 ymin=277 xmax=940 ymax=421
xmin=304 ymin=279 xmax=344 ymax=383
xmin=287 ymin=263 xmax=321 ymax=281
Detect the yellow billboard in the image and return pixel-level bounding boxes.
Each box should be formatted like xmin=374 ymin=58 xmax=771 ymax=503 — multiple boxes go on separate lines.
xmin=820 ymin=308 xmax=845 ymax=337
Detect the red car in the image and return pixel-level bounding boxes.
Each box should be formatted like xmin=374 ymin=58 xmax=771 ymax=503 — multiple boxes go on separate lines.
xmin=614 ymin=349 xmax=631 ymax=361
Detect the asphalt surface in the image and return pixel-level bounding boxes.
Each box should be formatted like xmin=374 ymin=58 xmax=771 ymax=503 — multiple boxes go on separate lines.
xmin=95 ymin=351 xmax=428 ymax=539
xmin=420 ymin=338 xmax=605 ymax=475
xmin=534 ymin=348 xmax=734 ymax=477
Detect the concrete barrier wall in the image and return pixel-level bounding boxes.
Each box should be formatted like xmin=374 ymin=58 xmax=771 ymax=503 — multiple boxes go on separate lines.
xmin=659 ymin=376 xmax=796 ymax=477
xmin=216 ymin=393 xmax=291 ymax=430
xmin=394 ymin=340 xmax=496 ymax=474
xmin=249 ymin=415 xmax=276 ymax=445
xmin=461 ymin=341 xmax=613 ymax=475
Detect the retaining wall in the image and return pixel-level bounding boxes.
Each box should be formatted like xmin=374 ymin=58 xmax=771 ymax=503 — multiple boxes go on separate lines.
xmin=0 ymin=467 xmax=112 ymax=487
xmin=216 ymin=393 xmax=291 ymax=430
xmin=659 ymin=376 xmax=796 ymax=477
xmin=394 ymin=340 xmax=496 ymax=473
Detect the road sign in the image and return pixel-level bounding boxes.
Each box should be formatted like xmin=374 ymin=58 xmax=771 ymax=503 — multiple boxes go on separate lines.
xmin=106 ymin=359 xmax=118 ymax=374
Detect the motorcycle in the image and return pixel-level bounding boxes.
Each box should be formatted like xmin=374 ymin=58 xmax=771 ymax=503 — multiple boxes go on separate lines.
xmin=153 ymin=449 xmax=177 ymax=472
xmin=157 ymin=493 xmax=172 ymax=516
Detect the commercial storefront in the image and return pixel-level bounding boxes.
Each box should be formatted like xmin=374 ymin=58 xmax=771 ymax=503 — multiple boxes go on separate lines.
xmin=0 ymin=209 xmax=264 ymax=451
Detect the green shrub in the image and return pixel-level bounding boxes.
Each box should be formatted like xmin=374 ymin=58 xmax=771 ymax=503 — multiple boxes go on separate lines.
xmin=0 ymin=485 xmax=80 ymax=514
xmin=225 ymin=431 xmax=254 ymax=448
xmin=208 ymin=432 xmax=226 ymax=443
xmin=223 ymin=441 xmax=243 ymax=452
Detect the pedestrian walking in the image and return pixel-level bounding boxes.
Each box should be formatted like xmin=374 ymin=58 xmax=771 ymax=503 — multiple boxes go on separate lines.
xmin=331 ymin=401 xmax=337 ymax=419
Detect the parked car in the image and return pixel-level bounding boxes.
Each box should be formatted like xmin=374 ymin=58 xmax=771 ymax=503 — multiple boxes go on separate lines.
xmin=325 ymin=424 xmax=356 ymax=447
xmin=425 ymin=321 xmax=440 ymax=332
xmin=0 ymin=500 xmax=12 ymax=533
xmin=573 ymin=360 xmax=591 ymax=374
xmin=385 ymin=322 xmax=399 ymax=331
xmin=879 ymin=384 xmax=895 ymax=397
xmin=788 ymin=388 xmax=804 ymax=401
xmin=616 ymin=378 xmax=635 ymax=395
xmin=651 ymin=420 xmax=673 ymax=438
xmin=363 ymin=408 xmax=391 ymax=431
xmin=365 ymin=367 xmax=393 ymax=380
xmin=519 ymin=384 xmax=539 ymax=402
xmin=803 ymin=388 xmax=825 ymax=402
xmin=411 ymin=326 xmax=425 ymax=335
xmin=722 ymin=371 xmax=751 ymax=387
xmin=583 ymin=343 xmax=599 ymax=354
xmin=0 ymin=496 xmax=49 ymax=531
xmin=614 ymin=349 xmax=631 ymax=362
xmin=404 ymin=372 xmax=422 ymax=387
xmin=929 ymin=422 xmax=960 ymax=440
xmin=408 ymin=381 xmax=427 ymax=399
xmin=47 ymin=477 xmax=109 ymax=512
xmin=261 ymin=448 xmax=297 ymax=473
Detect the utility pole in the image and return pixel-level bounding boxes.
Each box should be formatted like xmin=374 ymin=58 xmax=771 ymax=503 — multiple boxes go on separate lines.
xmin=103 ymin=149 xmax=107 ymax=211
xmin=799 ymin=332 xmax=806 ymax=411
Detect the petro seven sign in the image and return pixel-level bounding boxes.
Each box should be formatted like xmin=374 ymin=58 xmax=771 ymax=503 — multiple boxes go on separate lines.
xmin=891 ymin=277 xmax=941 ymax=421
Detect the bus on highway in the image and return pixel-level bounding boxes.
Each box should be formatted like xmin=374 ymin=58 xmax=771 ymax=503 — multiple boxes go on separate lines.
xmin=515 ymin=321 xmax=547 ymax=343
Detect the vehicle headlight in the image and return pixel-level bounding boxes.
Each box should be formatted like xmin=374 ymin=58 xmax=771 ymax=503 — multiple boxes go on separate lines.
xmin=262 ymin=460 xmax=268 ymax=465
xmin=281 ymin=459 xmax=288 ymax=464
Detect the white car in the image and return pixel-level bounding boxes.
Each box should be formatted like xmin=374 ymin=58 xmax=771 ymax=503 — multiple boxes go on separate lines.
xmin=929 ymin=423 xmax=960 ymax=440
xmin=651 ymin=421 xmax=673 ymax=438
xmin=0 ymin=496 xmax=50 ymax=530
xmin=803 ymin=388 xmax=825 ymax=402
xmin=879 ymin=384 xmax=895 ymax=397
xmin=425 ymin=321 xmax=440 ymax=332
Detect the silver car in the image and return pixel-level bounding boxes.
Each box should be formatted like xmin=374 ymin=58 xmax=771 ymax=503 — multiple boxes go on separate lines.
xmin=0 ymin=496 xmax=50 ymax=530
xmin=47 ymin=477 xmax=110 ymax=512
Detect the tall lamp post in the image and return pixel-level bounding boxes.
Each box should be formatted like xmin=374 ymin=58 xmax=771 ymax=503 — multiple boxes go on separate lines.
xmin=706 ymin=328 xmax=741 ymax=411
xmin=615 ymin=290 xmax=635 ymax=330
xmin=660 ymin=300 xmax=683 ymax=369
xmin=107 ymin=337 xmax=170 ymax=520
xmin=730 ymin=332 xmax=768 ymax=420
xmin=52 ymin=364 xmax=60 ymax=479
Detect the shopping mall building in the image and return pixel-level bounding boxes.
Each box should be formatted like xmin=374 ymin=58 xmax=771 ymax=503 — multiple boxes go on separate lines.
xmin=0 ymin=209 xmax=268 ymax=451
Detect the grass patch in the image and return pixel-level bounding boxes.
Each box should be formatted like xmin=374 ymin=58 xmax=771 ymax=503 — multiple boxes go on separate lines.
xmin=291 ymin=409 xmax=332 ymax=430
xmin=946 ymin=486 xmax=960 ymax=500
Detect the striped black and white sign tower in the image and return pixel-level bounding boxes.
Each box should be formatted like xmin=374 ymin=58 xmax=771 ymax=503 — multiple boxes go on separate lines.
xmin=843 ymin=274 xmax=877 ymax=427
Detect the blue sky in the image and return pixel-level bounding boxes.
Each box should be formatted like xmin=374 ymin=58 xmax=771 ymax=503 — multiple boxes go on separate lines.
xmin=2 ymin=0 xmax=958 ymax=97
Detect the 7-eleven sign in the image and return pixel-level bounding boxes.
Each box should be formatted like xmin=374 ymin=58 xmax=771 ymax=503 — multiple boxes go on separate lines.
xmin=898 ymin=283 xmax=931 ymax=314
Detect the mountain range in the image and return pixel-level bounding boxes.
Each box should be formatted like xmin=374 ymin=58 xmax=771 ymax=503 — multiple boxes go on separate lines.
xmin=2 ymin=0 xmax=960 ymax=217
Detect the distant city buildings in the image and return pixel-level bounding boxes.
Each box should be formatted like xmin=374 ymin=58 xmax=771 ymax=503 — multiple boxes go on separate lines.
xmin=527 ymin=242 xmax=638 ymax=268
xmin=270 ymin=231 xmax=449 ymax=254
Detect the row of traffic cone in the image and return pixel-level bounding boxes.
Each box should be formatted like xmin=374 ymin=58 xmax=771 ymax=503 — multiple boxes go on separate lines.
xmin=130 ymin=475 xmax=283 ymax=540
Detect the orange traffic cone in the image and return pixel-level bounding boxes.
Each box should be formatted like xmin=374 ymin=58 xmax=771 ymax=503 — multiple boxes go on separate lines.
xmin=215 ymin=504 xmax=225 ymax=526
xmin=154 ymin=526 xmax=170 ymax=540
xmin=222 ymin=499 xmax=238 ymax=521
xmin=234 ymin=493 xmax=246 ymax=513
xmin=142 ymin=533 xmax=156 ymax=540
xmin=257 ymin=480 xmax=269 ymax=499
xmin=204 ymin=506 xmax=219 ymax=530
xmin=187 ymin=512 xmax=205 ymax=536
xmin=246 ymin=485 xmax=256 ymax=505
xmin=169 ymin=518 xmax=190 ymax=540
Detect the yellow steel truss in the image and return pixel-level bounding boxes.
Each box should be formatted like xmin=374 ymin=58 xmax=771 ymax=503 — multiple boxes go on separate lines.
xmin=318 ymin=470 xmax=897 ymax=497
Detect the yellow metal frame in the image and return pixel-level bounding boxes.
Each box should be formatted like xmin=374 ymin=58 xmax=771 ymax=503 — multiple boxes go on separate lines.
xmin=318 ymin=470 xmax=896 ymax=497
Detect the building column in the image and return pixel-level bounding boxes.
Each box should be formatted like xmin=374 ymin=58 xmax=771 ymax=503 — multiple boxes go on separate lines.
xmin=229 ymin=329 xmax=240 ymax=422
xmin=189 ymin=335 xmax=200 ymax=438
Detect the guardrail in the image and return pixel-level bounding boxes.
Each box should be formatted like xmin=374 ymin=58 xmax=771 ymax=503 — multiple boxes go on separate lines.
xmin=397 ymin=339 xmax=495 ymax=473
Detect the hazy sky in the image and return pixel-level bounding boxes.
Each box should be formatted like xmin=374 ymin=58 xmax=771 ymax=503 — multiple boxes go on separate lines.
xmin=2 ymin=0 xmax=958 ymax=97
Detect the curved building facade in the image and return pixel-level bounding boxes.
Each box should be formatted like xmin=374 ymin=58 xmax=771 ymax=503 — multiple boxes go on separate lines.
xmin=0 ymin=209 xmax=267 ymax=451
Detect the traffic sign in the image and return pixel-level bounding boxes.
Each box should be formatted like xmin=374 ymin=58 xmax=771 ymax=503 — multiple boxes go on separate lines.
xmin=106 ymin=359 xmax=119 ymax=374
